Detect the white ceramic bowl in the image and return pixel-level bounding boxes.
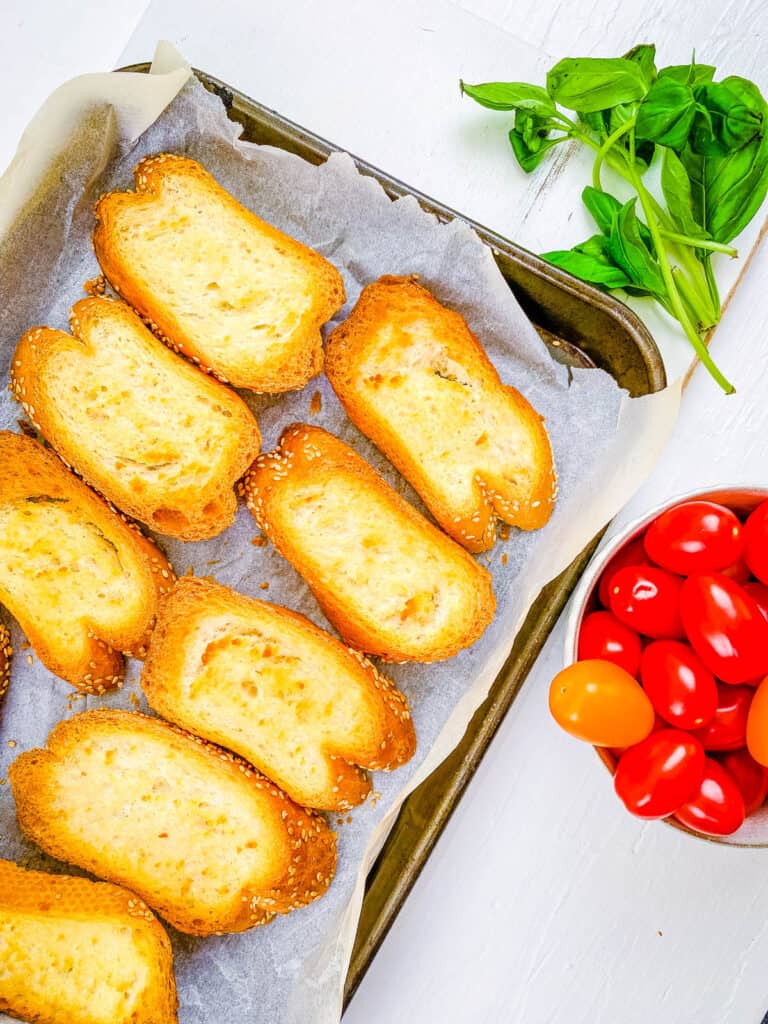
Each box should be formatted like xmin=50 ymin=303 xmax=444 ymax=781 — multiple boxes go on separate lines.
xmin=564 ymin=486 xmax=768 ymax=846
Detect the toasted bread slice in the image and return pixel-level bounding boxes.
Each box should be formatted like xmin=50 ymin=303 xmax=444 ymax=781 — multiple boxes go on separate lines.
xmin=0 ymin=432 xmax=173 ymax=693
xmin=11 ymin=298 xmax=261 ymax=541
xmin=9 ymin=709 xmax=336 ymax=935
xmin=93 ymin=154 xmax=346 ymax=392
xmin=325 ymin=276 xmax=557 ymax=553
xmin=243 ymin=425 xmax=495 ymax=662
xmin=0 ymin=859 xmax=177 ymax=1024
xmin=0 ymin=625 xmax=10 ymax=705
xmin=141 ymin=576 xmax=416 ymax=810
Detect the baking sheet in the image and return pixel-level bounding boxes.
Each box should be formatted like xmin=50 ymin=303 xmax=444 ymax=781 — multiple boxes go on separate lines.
xmin=0 ymin=45 xmax=681 ymax=1024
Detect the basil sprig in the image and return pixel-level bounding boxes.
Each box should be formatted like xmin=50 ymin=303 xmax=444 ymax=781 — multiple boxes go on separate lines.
xmin=460 ymin=46 xmax=768 ymax=392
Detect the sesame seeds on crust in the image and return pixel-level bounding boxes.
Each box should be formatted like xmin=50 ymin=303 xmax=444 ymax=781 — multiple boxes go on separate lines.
xmin=0 ymin=625 xmax=11 ymax=702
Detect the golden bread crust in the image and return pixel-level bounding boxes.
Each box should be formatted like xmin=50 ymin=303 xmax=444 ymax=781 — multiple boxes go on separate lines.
xmin=9 ymin=709 xmax=336 ymax=935
xmin=0 ymin=432 xmax=174 ymax=692
xmin=11 ymin=298 xmax=261 ymax=541
xmin=325 ymin=275 xmax=557 ymax=552
xmin=0 ymin=859 xmax=178 ymax=1024
xmin=243 ymin=424 xmax=496 ymax=662
xmin=141 ymin=576 xmax=416 ymax=810
xmin=93 ymin=154 xmax=346 ymax=392
xmin=0 ymin=625 xmax=10 ymax=706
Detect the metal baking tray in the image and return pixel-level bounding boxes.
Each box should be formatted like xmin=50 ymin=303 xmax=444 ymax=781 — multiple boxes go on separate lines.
xmin=121 ymin=63 xmax=667 ymax=1007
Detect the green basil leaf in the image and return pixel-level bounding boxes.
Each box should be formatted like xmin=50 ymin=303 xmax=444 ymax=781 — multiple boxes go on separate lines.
xmin=508 ymin=128 xmax=566 ymax=172
xmin=606 ymin=199 xmax=666 ymax=296
xmin=579 ymin=110 xmax=609 ymax=136
xmin=624 ymin=44 xmax=657 ymax=86
xmin=608 ymin=102 xmax=636 ymax=132
xmin=541 ymin=245 xmax=633 ymax=289
xmin=661 ymin=148 xmax=709 ymax=238
xmin=514 ymin=107 xmax=552 ymax=151
xmin=581 ymin=186 xmax=654 ymax=249
xmin=691 ymin=80 xmax=763 ymax=154
xmin=460 ymin=80 xmax=556 ymax=116
xmin=690 ymin=102 xmax=722 ymax=155
xmin=712 ymin=77 xmax=764 ymax=149
xmin=573 ymin=234 xmax=613 ymax=258
xmin=546 ymin=57 xmax=648 ymax=113
xmin=721 ymin=76 xmax=767 ymax=114
xmin=683 ymin=118 xmax=768 ymax=242
xmin=581 ymin=186 xmax=622 ymax=235
xmin=635 ymin=78 xmax=696 ymax=149
xmin=659 ymin=62 xmax=715 ymax=86
xmin=682 ymin=148 xmax=707 ymax=227
xmin=634 ymin=138 xmax=657 ymax=168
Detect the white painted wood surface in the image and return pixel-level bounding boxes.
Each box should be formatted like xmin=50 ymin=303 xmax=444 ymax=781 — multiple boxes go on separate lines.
xmin=2 ymin=1 xmax=768 ymax=1021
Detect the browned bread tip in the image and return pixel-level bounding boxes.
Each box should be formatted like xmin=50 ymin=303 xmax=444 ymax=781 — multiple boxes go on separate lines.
xmin=0 ymin=858 xmax=178 ymax=1024
xmin=11 ymin=297 xmax=261 ymax=541
xmin=9 ymin=709 xmax=337 ymax=935
xmin=142 ymin=576 xmax=416 ymax=810
xmin=325 ymin=275 xmax=557 ymax=552
xmin=0 ymin=432 xmax=174 ymax=693
xmin=93 ymin=153 xmax=346 ymax=393
xmin=243 ymin=424 xmax=496 ymax=662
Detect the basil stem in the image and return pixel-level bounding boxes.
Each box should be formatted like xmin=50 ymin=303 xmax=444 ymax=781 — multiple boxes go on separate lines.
xmin=591 ymin=118 xmax=636 ymax=189
xmin=626 ymin=146 xmax=735 ymax=392
xmin=658 ymin=230 xmax=738 ymax=256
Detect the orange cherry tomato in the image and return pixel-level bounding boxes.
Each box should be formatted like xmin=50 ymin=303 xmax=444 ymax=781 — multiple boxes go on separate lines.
xmin=549 ymin=659 xmax=655 ymax=747
xmin=746 ymin=676 xmax=768 ymax=767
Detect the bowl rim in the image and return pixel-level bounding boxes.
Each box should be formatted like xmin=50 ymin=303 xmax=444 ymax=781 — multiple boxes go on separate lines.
xmin=563 ymin=484 xmax=768 ymax=848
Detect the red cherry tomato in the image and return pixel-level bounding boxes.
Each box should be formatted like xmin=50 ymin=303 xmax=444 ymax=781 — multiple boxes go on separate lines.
xmin=640 ymin=641 xmax=717 ymax=729
xmin=693 ymin=683 xmax=753 ymax=751
xmin=680 ymin=573 xmax=768 ymax=684
xmin=743 ymin=581 xmax=768 ymax=622
xmin=608 ymin=565 xmax=684 ymax=640
xmin=721 ymin=558 xmax=751 ymax=583
xmin=597 ymin=536 xmax=650 ymax=608
xmin=743 ymin=500 xmax=768 ymax=584
xmin=613 ymin=730 xmax=705 ymax=819
xmin=644 ymin=501 xmax=743 ymax=576
xmin=609 ymin=714 xmax=666 ymax=761
xmin=578 ymin=611 xmax=642 ymax=676
xmin=674 ymin=757 xmax=746 ymax=836
xmin=719 ymin=748 xmax=768 ymax=815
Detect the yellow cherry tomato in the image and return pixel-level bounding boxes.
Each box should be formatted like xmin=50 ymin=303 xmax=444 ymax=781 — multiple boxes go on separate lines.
xmin=746 ymin=676 xmax=768 ymax=766
xmin=549 ymin=658 xmax=655 ymax=747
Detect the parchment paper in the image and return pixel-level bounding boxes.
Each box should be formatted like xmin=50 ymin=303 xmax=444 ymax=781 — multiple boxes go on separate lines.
xmin=0 ymin=45 xmax=681 ymax=1024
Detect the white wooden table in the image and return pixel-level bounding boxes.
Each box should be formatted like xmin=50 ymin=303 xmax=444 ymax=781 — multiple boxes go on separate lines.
xmin=2 ymin=2 xmax=767 ymax=1021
